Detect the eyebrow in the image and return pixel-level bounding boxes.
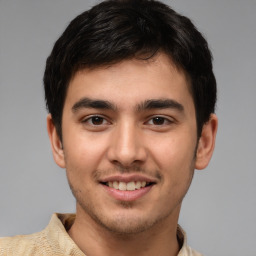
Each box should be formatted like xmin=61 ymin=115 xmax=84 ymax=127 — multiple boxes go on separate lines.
xmin=72 ymin=98 xmax=116 ymax=112
xmin=136 ymin=99 xmax=184 ymax=112
xmin=72 ymin=97 xmax=184 ymax=113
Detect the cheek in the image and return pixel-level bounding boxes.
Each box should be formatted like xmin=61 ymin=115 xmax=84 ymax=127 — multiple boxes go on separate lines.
xmin=148 ymin=132 xmax=196 ymax=179
xmin=65 ymin=129 xmax=108 ymax=161
xmin=63 ymin=132 xmax=110 ymax=183
xmin=151 ymin=133 xmax=195 ymax=159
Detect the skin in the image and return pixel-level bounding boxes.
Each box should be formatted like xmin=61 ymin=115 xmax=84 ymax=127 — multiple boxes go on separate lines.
xmin=47 ymin=53 xmax=218 ymax=256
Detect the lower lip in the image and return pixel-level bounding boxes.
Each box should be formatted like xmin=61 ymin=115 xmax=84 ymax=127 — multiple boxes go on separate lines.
xmin=102 ymin=184 xmax=153 ymax=202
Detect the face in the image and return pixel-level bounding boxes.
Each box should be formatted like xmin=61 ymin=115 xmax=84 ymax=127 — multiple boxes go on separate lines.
xmin=48 ymin=53 xmax=216 ymax=234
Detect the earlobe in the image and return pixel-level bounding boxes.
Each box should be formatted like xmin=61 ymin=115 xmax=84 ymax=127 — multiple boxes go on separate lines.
xmin=195 ymin=114 xmax=218 ymax=170
xmin=47 ymin=114 xmax=66 ymax=168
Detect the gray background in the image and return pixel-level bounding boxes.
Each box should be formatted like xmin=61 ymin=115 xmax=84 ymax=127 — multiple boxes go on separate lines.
xmin=0 ymin=1 xmax=255 ymax=256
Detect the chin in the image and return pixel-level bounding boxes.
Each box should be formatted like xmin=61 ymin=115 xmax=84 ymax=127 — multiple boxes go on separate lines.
xmin=94 ymin=214 xmax=157 ymax=235
xmin=86 ymin=204 xmax=173 ymax=236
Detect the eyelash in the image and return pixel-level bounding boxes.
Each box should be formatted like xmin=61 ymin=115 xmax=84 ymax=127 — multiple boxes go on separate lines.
xmin=145 ymin=116 xmax=173 ymax=126
xmin=82 ymin=115 xmax=110 ymax=126
xmin=81 ymin=115 xmax=173 ymax=127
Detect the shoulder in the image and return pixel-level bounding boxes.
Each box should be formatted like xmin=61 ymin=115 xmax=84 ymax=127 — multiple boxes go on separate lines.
xmin=0 ymin=213 xmax=78 ymax=256
xmin=178 ymin=244 xmax=204 ymax=256
xmin=187 ymin=246 xmax=204 ymax=256
xmin=177 ymin=225 xmax=204 ymax=256
xmin=0 ymin=230 xmax=51 ymax=256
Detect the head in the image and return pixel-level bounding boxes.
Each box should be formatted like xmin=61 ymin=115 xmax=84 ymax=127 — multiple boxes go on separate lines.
xmin=44 ymin=0 xmax=216 ymax=141
xmin=44 ymin=0 xmax=218 ymax=235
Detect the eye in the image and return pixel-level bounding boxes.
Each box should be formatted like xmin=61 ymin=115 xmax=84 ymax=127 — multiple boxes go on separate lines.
xmin=82 ymin=115 xmax=109 ymax=126
xmin=146 ymin=116 xmax=172 ymax=126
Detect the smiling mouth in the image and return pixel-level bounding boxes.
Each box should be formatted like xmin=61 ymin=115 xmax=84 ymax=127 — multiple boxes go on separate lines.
xmin=101 ymin=181 xmax=154 ymax=191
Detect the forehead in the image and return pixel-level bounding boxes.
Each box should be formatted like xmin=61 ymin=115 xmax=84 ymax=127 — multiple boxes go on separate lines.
xmin=65 ymin=53 xmax=194 ymax=112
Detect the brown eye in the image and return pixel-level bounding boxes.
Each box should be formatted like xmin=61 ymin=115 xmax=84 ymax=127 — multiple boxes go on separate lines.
xmin=82 ymin=115 xmax=108 ymax=126
xmin=90 ymin=116 xmax=105 ymax=125
xmin=81 ymin=115 xmax=111 ymax=131
xmin=146 ymin=116 xmax=172 ymax=126
xmin=152 ymin=117 xmax=166 ymax=125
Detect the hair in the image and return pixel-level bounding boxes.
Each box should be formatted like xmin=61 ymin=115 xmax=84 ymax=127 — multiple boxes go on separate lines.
xmin=44 ymin=0 xmax=216 ymax=140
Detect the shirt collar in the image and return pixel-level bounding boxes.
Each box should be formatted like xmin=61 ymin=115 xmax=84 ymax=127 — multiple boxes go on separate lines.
xmin=45 ymin=213 xmax=196 ymax=256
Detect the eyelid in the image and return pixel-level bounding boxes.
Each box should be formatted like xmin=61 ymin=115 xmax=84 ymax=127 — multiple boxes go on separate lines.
xmin=145 ymin=115 xmax=175 ymax=125
xmin=81 ymin=115 xmax=111 ymax=125
xmin=80 ymin=114 xmax=175 ymax=127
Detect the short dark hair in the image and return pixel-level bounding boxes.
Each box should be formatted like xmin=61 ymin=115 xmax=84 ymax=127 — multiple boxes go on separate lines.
xmin=44 ymin=0 xmax=216 ymax=139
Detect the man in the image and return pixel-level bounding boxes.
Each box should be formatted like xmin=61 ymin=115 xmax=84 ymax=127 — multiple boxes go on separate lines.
xmin=0 ymin=0 xmax=218 ymax=255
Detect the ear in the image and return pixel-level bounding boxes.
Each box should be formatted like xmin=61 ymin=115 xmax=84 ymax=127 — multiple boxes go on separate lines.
xmin=47 ymin=114 xmax=66 ymax=168
xmin=195 ymin=114 xmax=218 ymax=170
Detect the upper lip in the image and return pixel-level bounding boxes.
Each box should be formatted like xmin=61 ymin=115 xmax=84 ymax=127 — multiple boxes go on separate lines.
xmin=99 ymin=174 xmax=158 ymax=184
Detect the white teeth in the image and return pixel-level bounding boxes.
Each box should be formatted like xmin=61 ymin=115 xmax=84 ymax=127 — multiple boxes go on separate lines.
xmin=126 ymin=181 xmax=135 ymax=191
xmin=135 ymin=181 xmax=142 ymax=189
xmin=106 ymin=181 xmax=149 ymax=191
xmin=113 ymin=181 xmax=119 ymax=189
xmin=119 ymin=182 xmax=127 ymax=191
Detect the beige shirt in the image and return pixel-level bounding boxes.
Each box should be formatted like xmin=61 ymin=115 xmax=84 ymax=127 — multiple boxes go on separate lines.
xmin=0 ymin=213 xmax=203 ymax=256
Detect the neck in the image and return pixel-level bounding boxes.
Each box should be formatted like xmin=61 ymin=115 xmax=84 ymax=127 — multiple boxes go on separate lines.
xmin=68 ymin=206 xmax=181 ymax=256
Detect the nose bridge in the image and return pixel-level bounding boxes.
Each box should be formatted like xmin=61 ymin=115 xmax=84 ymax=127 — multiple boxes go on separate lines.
xmin=108 ymin=118 xmax=146 ymax=166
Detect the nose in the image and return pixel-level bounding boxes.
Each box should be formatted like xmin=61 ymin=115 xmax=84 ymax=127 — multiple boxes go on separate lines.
xmin=107 ymin=120 xmax=147 ymax=167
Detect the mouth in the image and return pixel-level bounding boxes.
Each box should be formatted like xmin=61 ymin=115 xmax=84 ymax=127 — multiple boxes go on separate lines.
xmin=99 ymin=175 xmax=156 ymax=201
xmin=101 ymin=181 xmax=154 ymax=191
